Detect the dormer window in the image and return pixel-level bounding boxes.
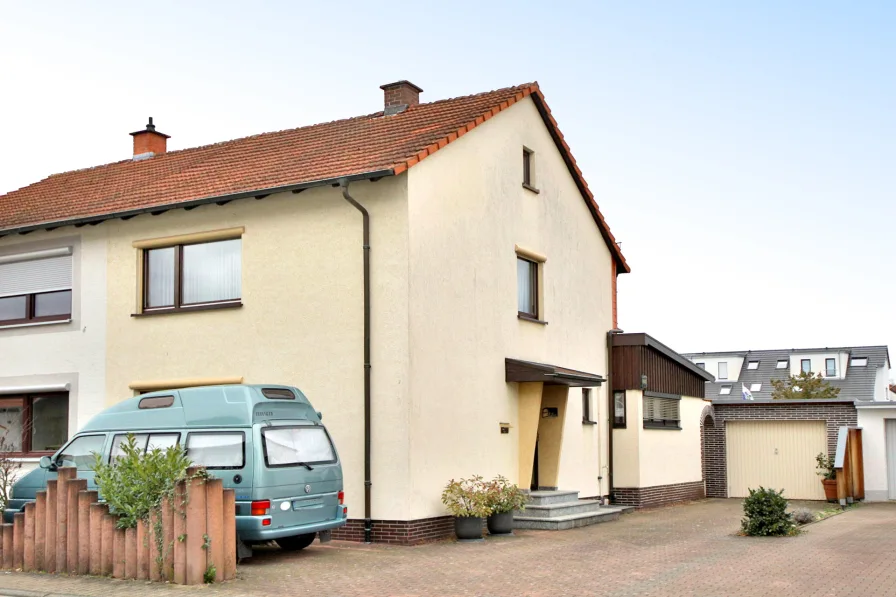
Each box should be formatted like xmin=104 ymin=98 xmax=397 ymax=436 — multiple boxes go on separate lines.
xmin=801 ymin=359 xmax=811 ymax=374
xmin=750 ymin=383 xmax=762 ymax=392
xmin=747 ymin=361 xmax=759 ymax=370
xmin=720 ymin=385 xmax=732 ymax=395
xmin=851 ymin=357 xmax=868 ymax=367
xmin=825 ymin=358 xmax=836 ymax=377
xmin=718 ymin=362 xmax=728 ymax=380
xmin=776 ymin=360 xmax=788 ymax=369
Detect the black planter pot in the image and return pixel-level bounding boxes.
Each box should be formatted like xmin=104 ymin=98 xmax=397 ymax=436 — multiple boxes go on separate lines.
xmin=454 ymin=516 xmax=484 ymax=541
xmin=487 ymin=511 xmax=514 ymax=535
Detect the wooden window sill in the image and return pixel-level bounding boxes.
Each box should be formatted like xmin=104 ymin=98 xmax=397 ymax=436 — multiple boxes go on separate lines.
xmin=518 ymin=313 xmax=548 ymax=325
xmin=132 ymin=302 xmax=242 ymax=318
xmin=522 ymin=183 xmax=540 ymax=194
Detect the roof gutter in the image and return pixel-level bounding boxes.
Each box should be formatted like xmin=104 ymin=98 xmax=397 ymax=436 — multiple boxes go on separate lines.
xmin=340 ymin=180 xmax=373 ymax=544
xmin=0 ymin=169 xmax=394 ymax=237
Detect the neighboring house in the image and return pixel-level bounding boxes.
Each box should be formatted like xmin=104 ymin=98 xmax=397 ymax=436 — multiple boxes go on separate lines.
xmin=683 ymin=346 xmax=894 ymax=502
xmin=0 ymin=80 xmax=635 ymax=542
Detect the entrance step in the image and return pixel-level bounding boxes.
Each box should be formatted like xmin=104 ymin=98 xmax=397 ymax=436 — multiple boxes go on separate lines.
xmin=513 ymin=506 xmax=627 ymax=530
xmin=525 ymin=490 xmax=580 ymax=506
xmin=519 ymin=499 xmax=602 ymax=519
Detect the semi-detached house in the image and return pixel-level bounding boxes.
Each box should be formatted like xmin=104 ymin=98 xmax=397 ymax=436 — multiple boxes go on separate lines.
xmin=0 ymin=80 xmax=705 ymax=542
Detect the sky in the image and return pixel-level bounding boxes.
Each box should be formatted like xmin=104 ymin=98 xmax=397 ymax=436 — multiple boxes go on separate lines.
xmin=1 ymin=1 xmax=893 ymax=372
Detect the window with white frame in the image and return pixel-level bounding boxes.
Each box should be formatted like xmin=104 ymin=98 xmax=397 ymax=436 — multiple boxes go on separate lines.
xmin=642 ymin=394 xmax=680 ymax=429
xmin=516 ymin=256 xmax=538 ymax=318
xmin=0 ymin=247 xmax=73 ymax=326
xmin=776 ymin=360 xmax=788 ymax=369
xmin=851 ymin=357 xmax=868 ymax=367
xmin=747 ymin=361 xmax=759 ymax=370
xmin=717 ymin=362 xmax=728 ymax=380
xmin=825 ymin=358 xmax=836 ymax=377
xmin=750 ymin=383 xmax=762 ymax=392
xmin=801 ymin=359 xmax=811 ymax=374
xmin=720 ymin=385 xmax=732 ymax=395
xmin=144 ymin=239 xmax=241 ymax=311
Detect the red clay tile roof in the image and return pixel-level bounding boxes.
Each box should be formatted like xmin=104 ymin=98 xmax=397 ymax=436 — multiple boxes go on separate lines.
xmin=0 ymin=83 xmax=628 ymax=272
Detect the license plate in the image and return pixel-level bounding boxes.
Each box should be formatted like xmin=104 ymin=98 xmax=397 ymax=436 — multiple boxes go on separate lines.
xmin=318 ymin=530 xmax=332 ymax=543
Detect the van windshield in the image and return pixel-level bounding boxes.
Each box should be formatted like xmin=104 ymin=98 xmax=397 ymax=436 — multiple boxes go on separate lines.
xmin=261 ymin=426 xmax=336 ymax=468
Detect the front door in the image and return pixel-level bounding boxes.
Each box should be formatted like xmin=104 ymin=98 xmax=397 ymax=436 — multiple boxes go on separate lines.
xmin=530 ymin=439 xmax=539 ymax=490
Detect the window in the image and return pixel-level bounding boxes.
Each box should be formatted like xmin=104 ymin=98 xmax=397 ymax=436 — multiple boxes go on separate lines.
xmin=851 ymin=357 xmax=868 ymax=367
xmin=0 ymin=247 xmax=73 ymax=326
xmin=825 ymin=358 xmax=836 ymax=377
xmin=186 ymin=432 xmax=244 ymax=469
xmin=750 ymin=383 xmax=762 ymax=392
xmin=719 ymin=385 xmax=732 ymax=395
xmin=0 ymin=393 xmax=69 ymax=455
xmin=613 ymin=391 xmax=626 ymax=428
xmin=642 ymin=394 xmax=680 ymax=429
xmin=517 ymin=257 xmax=538 ymax=318
xmin=261 ymin=426 xmax=336 ymax=468
xmin=776 ymin=360 xmax=788 ymax=369
xmin=717 ymin=362 xmax=728 ymax=380
xmin=138 ymin=395 xmax=175 ymax=409
xmin=144 ymin=238 xmax=241 ymax=311
xmin=801 ymin=359 xmax=811 ymax=374
xmin=696 ymin=362 xmax=705 ymax=370
xmin=110 ymin=432 xmax=180 ymax=461
xmin=522 ymin=147 xmax=537 ymax=191
xmin=747 ymin=361 xmax=759 ymax=370
xmin=582 ymin=389 xmax=594 ymax=424
xmin=57 ymin=435 xmax=106 ymax=469
xmin=262 ymin=388 xmax=295 ymax=400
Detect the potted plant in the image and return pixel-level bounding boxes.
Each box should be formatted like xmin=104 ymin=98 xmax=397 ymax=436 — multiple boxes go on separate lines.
xmin=815 ymin=452 xmax=837 ymax=502
xmin=441 ymin=475 xmax=489 ymax=541
xmin=485 ymin=475 xmax=528 ymax=535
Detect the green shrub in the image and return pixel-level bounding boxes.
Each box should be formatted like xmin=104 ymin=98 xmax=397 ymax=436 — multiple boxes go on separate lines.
xmin=815 ymin=452 xmax=836 ymax=480
xmin=484 ymin=475 xmax=528 ymax=514
xmin=441 ymin=475 xmax=490 ymax=518
xmin=741 ymin=487 xmax=795 ymax=536
xmin=92 ymin=434 xmax=192 ymax=528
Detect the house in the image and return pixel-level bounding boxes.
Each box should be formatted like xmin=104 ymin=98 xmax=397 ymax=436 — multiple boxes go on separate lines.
xmin=682 ymin=346 xmax=894 ymax=502
xmin=0 ymin=80 xmax=641 ymax=542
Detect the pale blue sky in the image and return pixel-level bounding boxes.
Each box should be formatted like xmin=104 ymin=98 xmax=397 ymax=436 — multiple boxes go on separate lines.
xmin=1 ymin=2 xmax=893 ymax=371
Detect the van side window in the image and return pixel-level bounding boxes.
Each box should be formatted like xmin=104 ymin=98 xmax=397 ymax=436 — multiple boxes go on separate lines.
xmin=186 ymin=432 xmax=244 ymax=469
xmin=58 ymin=435 xmax=106 ymax=469
xmin=110 ymin=433 xmax=180 ymax=461
xmin=147 ymin=433 xmax=180 ymax=452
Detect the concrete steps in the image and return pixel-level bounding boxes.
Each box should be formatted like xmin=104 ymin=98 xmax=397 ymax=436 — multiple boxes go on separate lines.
xmin=513 ymin=490 xmax=631 ymax=531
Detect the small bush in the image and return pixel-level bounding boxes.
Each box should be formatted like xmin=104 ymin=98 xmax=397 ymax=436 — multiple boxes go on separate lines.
xmin=441 ymin=475 xmax=490 ymax=518
xmin=92 ymin=434 xmax=192 ymax=528
xmin=484 ymin=475 xmax=528 ymax=514
xmin=792 ymin=507 xmax=815 ymax=525
xmin=741 ymin=487 xmax=795 ymax=536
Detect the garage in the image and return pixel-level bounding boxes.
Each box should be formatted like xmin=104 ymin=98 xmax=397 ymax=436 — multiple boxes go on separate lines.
xmin=726 ymin=420 xmax=827 ymax=500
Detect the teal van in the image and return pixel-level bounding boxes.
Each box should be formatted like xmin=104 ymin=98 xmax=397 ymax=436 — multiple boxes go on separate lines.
xmin=6 ymin=384 xmax=347 ymax=552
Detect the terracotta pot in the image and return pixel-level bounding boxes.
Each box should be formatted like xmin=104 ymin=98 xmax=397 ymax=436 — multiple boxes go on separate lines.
xmin=822 ymin=478 xmax=838 ymax=503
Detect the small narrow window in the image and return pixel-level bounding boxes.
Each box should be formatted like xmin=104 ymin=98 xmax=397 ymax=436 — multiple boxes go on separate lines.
xmin=747 ymin=361 xmax=759 ymax=370
xmin=613 ymin=391 xmax=626 ymax=428
xmin=717 ymin=362 xmax=728 ymax=380
xmin=262 ymin=388 xmax=295 ymax=400
xmin=776 ymin=360 xmax=788 ymax=369
xmin=851 ymin=357 xmax=868 ymax=367
xmin=582 ymin=389 xmax=593 ymax=423
xmin=719 ymin=385 xmax=732 ymax=395
xmin=696 ymin=362 xmax=706 ymax=370
xmin=801 ymin=359 xmax=811 ymax=374
xmin=750 ymin=383 xmax=762 ymax=392
xmin=517 ymin=257 xmax=538 ymax=318
xmin=522 ymin=147 xmax=535 ymax=190
xmin=138 ymin=395 xmax=175 ymax=409
xmin=825 ymin=358 xmax=836 ymax=377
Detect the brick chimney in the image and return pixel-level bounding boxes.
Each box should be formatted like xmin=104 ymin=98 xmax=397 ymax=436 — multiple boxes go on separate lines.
xmin=130 ymin=117 xmax=170 ymax=160
xmin=380 ymin=81 xmax=423 ymax=115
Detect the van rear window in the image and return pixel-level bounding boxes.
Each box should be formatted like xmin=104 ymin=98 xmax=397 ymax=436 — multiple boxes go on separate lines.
xmin=186 ymin=432 xmax=244 ymax=469
xmin=261 ymin=426 xmax=336 ymax=468
xmin=261 ymin=388 xmax=295 ymax=400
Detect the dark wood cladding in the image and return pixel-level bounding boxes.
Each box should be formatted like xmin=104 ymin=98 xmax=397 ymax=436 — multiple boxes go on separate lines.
xmin=613 ymin=345 xmax=706 ymax=398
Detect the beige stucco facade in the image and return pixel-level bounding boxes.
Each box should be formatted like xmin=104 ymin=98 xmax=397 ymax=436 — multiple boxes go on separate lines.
xmin=612 ymin=391 xmax=705 ymax=489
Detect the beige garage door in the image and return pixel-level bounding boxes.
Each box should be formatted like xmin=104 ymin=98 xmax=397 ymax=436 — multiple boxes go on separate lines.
xmin=726 ymin=420 xmax=827 ymax=500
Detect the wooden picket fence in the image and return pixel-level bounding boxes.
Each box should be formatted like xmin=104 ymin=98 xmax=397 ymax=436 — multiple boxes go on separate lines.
xmin=0 ymin=466 xmax=236 ymax=584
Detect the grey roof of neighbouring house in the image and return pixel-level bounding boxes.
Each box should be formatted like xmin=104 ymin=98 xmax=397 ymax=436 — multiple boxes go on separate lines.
xmin=681 ymin=345 xmax=890 ymax=402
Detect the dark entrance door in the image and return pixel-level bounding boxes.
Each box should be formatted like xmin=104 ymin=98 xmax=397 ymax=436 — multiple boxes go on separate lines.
xmin=530 ymin=437 xmax=539 ymax=490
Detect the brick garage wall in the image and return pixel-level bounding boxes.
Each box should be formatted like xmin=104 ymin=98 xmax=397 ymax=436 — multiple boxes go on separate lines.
xmin=331 ymin=516 xmax=454 ymax=545
xmin=702 ymin=401 xmax=857 ymax=498
xmin=613 ymin=481 xmax=705 ymax=508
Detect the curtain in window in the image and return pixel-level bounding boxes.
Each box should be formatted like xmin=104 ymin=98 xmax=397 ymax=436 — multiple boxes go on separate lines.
xmin=517 ymin=258 xmax=536 ymax=315
xmin=182 ymin=239 xmax=241 ymax=304
xmin=146 ymin=247 xmax=175 ymax=307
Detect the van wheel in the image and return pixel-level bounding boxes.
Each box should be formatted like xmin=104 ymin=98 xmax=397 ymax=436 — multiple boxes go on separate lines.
xmin=277 ymin=533 xmax=316 ymax=551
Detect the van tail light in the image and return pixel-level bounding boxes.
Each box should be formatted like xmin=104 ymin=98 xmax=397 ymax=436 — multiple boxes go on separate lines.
xmin=342 ymin=506 xmax=348 ymax=517
xmin=251 ymin=500 xmax=271 ymax=516
xmin=262 ymin=518 xmax=271 ymax=526
xmin=337 ymin=491 xmax=344 ymax=505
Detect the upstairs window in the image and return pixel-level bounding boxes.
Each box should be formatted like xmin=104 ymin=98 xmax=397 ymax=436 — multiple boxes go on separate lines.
xmin=801 ymin=359 xmax=811 ymax=374
xmin=851 ymin=357 xmax=868 ymax=367
xmin=144 ymin=239 xmax=241 ymax=311
xmin=825 ymin=358 xmax=836 ymax=377
xmin=776 ymin=360 xmax=788 ymax=369
xmin=0 ymin=247 xmax=73 ymax=326
xmin=717 ymin=362 xmax=728 ymax=380
xmin=522 ymin=147 xmax=537 ymax=192
xmin=719 ymin=385 xmax=732 ymax=395
xmin=517 ymin=256 xmax=539 ymax=319
xmin=613 ymin=391 xmax=626 ymax=428
xmin=747 ymin=361 xmax=759 ymax=370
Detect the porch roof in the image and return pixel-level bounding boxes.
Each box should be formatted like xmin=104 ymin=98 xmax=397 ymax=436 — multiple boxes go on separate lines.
xmin=505 ymin=358 xmax=605 ymax=387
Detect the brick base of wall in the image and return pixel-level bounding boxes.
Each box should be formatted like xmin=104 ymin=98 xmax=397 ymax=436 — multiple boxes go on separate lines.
xmin=330 ymin=516 xmax=455 ymax=545
xmin=613 ymin=480 xmax=705 ymax=508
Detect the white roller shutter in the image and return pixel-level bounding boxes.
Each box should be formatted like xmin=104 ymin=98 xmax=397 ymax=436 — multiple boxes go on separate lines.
xmin=0 ymin=247 xmax=73 ymax=298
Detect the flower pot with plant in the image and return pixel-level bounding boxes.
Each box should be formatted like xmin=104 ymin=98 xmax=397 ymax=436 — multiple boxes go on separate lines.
xmin=441 ymin=475 xmax=490 ymax=541
xmin=815 ymin=452 xmax=837 ymax=502
xmin=485 ymin=475 xmax=528 ymax=535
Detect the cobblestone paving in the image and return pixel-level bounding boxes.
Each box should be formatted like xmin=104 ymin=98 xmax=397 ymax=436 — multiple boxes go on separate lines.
xmin=2 ymin=499 xmax=894 ymax=597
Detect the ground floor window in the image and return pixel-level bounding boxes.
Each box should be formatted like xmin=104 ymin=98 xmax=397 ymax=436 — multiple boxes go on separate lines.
xmin=642 ymin=393 xmax=680 ymax=429
xmin=0 ymin=392 xmax=68 ymax=455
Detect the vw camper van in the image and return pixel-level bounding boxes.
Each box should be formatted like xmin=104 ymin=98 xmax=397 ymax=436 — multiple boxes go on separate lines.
xmin=6 ymin=384 xmax=347 ymax=551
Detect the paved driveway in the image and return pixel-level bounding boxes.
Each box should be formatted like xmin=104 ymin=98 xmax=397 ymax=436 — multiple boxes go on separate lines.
xmin=2 ymin=499 xmax=895 ymax=596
